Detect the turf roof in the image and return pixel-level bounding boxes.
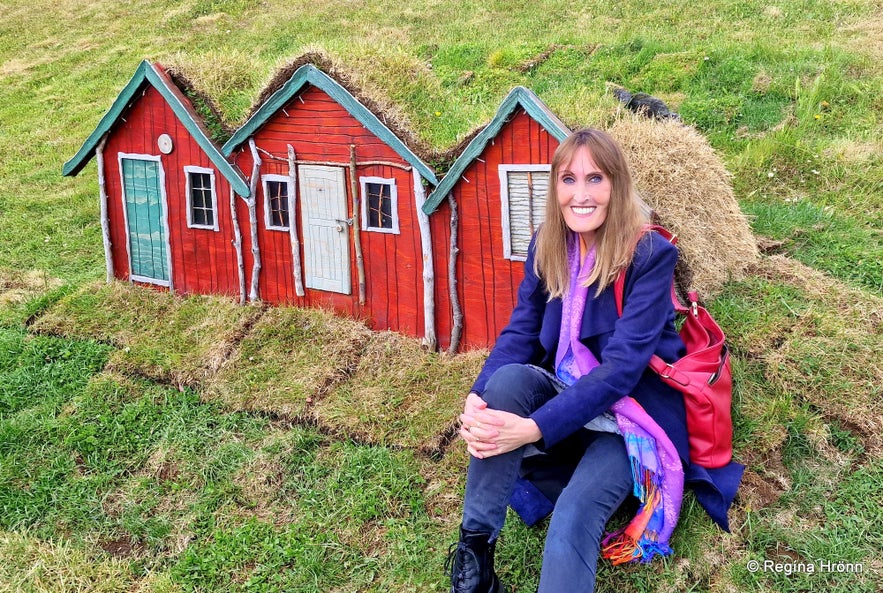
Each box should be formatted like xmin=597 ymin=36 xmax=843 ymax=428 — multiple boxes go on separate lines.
xmin=221 ymin=61 xmax=438 ymax=185
xmin=62 ymin=60 xmax=250 ymax=198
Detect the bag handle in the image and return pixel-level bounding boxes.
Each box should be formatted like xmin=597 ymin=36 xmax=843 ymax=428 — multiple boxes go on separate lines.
xmin=613 ymin=224 xmax=697 ymax=386
xmin=613 ymin=224 xmax=683 ymax=317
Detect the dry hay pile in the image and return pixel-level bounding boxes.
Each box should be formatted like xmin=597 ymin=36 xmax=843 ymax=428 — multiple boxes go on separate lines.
xmin=610 ymin=117 xmax=758 ymax=299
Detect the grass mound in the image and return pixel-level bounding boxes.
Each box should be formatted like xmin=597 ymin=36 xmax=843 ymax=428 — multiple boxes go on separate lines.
xmin=0 ymin=268 xmax=67 ymax=327
xmin=29 ymin=281 xmax=262 ymax=387
xmin=718 ymin=256 xmax=883 ymax=462
xmin=202 ymin=305 xmax=373 ymax=417
xmin=314 ymin=331 xmax=486 ymax=455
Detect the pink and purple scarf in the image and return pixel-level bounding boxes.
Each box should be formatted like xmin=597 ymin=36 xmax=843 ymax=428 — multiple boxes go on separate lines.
xmin=554 ymin=235 xmax=684 ymax=564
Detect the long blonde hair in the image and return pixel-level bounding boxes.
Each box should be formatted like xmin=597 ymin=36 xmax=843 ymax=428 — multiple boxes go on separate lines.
xmin=535 ymin=128 xmax=649 ymax=298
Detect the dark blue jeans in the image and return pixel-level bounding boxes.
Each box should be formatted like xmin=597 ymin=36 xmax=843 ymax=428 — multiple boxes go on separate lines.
xmin=461 ymin=364 xmax=633 ymax=593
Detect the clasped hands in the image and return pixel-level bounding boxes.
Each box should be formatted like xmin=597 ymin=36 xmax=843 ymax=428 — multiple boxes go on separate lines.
xmin=459 ymin=392 xmax=542 ymax=459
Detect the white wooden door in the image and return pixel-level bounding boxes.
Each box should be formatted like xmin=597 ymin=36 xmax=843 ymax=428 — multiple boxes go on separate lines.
xmin=298 ymin=165 xmax=351 ymax=294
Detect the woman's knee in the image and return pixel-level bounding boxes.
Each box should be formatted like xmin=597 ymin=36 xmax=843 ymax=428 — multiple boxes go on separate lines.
xmin=482 ymin=364 xmax=553 ymax=414
xmin=552 ymin=436 xmax=633 ymax=530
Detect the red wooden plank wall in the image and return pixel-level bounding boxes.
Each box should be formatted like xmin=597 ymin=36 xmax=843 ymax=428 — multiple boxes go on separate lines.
xmin=103 ymin=86 xmax=240 ymax=297
xmin=98 ymin=86 xmax=559 ymax=353
xmin=451 ymin=111 xmax=560 ymax=350
xmin=231 ymin=85 xmax=427 ymax=340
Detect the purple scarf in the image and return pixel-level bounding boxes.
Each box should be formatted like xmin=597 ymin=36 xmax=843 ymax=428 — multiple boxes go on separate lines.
xmin=555 ymin=234 xmax=684 ymax=564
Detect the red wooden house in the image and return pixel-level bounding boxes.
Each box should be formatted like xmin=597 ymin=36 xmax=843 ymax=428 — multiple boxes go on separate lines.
xmin=63 ymin=60 xmax=576 ymax=353
xmin=423 ymin=87 xmax=570 ymax=351
xmin=62 ymin=61 xmax=251 ymax=296
xmin=221 ymin=64 xmax=442 ymax=347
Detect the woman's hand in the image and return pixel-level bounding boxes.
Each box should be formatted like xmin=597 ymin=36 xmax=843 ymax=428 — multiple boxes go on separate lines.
xmin=459 ymin=393 xmax=542 ymax=459
xmin=459 ymin=393 xmax=503 ymax=458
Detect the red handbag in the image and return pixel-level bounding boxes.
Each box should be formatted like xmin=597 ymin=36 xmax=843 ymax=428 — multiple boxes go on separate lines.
xmin=614 ymin=226 xmax=734 ymax=468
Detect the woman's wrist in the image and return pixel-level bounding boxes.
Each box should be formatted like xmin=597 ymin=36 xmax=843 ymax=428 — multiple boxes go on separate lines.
xmin=521 ymin=418 xmax=542 ymax=444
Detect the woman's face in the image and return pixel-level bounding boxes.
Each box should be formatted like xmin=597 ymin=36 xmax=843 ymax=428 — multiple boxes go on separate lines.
xmin=556 ymin=145 xmax=611 ymax=245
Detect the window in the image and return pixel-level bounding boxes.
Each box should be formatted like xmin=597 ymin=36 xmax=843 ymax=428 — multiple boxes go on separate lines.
xmin=499 ymin=165 xmax=550 ymax=260
xmin=262 ymin=175 xmax=292 ymax=231
xmin=360 ymin=177 xmax=399 ymax=234
xmin=185 ymin=166 xmax=218 ymax=230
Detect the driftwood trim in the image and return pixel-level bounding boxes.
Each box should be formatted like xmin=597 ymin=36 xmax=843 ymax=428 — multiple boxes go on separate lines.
xmin=230 ymin=186 xmax=246 ymax=304
xmin=287 ymin=144 xmax=305 ymax=297
xmin=95 ymin=136 xmax=114 ymax=283
xmin=447 ymin=193 xmax=463 ymax=354
xmin=413 ymin=173 xmax=436 ymax=350
xmin=247 ymin=138 xmax=263 ymax=301
xmin=349 ymin=145 xmax=366 ymax=304
xmin=255 ymin=146 xmax=411 ymax=171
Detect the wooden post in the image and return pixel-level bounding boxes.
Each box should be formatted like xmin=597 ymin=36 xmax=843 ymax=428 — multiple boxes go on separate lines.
xmin=95 ymin=136 xmax=114 ymax=283
xmin=287 ymin=144 xmax=305 ymax=297
xmin=447 ymin=193 xmax=463 ymax=354
xmin=229 ymin=186 xmax=246 ymax=305
xmin=349 ymin=145 xmax=366 ymax=305
xmin=413 ymin=172 xmax=436 ymax=351
xmin=247 ymin=138 xmax=263 ymax=302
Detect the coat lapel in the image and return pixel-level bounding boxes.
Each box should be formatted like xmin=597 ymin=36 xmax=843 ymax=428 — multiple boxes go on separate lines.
xmin=540 ymin=287 xmax=618 ymax=360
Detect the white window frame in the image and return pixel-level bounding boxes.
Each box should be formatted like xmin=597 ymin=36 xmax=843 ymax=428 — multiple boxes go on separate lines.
xmin=262 ymin=174 xmax=294 ymax=231
xmin=360 ymin=176 xmax=399 ymax=234
xmin=184 ymin=166 xmax=219 ymax=231
xmin=499 ymin=164 xmax=551 ymax=261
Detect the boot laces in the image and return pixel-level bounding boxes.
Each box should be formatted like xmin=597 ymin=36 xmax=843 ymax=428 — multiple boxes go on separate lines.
xmin=445 ymin=541 xmax=479 ymax=589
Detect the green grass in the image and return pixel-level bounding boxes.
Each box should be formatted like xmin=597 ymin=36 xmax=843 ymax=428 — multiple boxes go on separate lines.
xmin=2 ymin=0 xmax=883 ymax=591
xmin=3 ymin=266 xmax=880 ymax=591
xmin=202 ymin=306 xmax=373 ymax=416
xmin=2 ymin=1 xmax=881 ymax=291
xmin=743 ymin=200 xmax=883 ymax=292
xmin=30 ymin=282 xmax=263 ymax=386
xmin=0 ymin=354 xmax=451 ymax=591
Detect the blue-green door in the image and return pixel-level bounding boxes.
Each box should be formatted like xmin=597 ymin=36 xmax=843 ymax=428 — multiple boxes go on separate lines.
xmin=121 ymin=157 xmax=170 ymax=285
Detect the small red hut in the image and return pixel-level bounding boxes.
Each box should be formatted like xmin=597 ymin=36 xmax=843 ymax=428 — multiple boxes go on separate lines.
xmin=221 ymin=63 xmax=441 ymax=347
xmin=423 ymin=87 xmax=571 ymax=351
xmin=62 ymin=61 xmax=250 ymax=296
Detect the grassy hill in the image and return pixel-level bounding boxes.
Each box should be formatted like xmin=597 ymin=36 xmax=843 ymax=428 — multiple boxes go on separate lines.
xmin=1 ymin=1 xmax=881 ymax=592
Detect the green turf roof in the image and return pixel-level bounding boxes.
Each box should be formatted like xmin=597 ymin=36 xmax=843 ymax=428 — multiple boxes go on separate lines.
xmin=62 ymin=60 xmax=250 ymax=197
xmin=221 ymin=64 xmax=438 ymax=185
xmin=421 ymin=86 xmax=570 ymax=215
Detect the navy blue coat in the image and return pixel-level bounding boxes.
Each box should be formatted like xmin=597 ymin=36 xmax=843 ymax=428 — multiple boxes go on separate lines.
xmin=470 ymin=230 xmax=742 ymax=530
xmin=472 ymin=231 xmax=690 ymax=458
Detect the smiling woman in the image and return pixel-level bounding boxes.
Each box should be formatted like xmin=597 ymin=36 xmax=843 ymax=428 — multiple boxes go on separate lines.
xmin=535 ymin=129 xmax=648 ymax=301
xmin=555 ymin=145 xmax=611 ymax=245
xmin=446 ymin=128 xmax=740 ymax=593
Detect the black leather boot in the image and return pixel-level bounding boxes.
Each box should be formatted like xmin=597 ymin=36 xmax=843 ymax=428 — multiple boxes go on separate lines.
xmin=446 ymin=526 xmax=504 ymax=593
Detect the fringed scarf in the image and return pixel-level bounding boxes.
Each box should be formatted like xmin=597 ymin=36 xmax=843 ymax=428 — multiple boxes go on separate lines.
xmin=554 ymin=234 xmax=684 ymax=565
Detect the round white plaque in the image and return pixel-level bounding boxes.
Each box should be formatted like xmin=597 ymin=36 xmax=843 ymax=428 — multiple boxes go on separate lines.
xmin=157 ymin=134 xmax=174 ymax=154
